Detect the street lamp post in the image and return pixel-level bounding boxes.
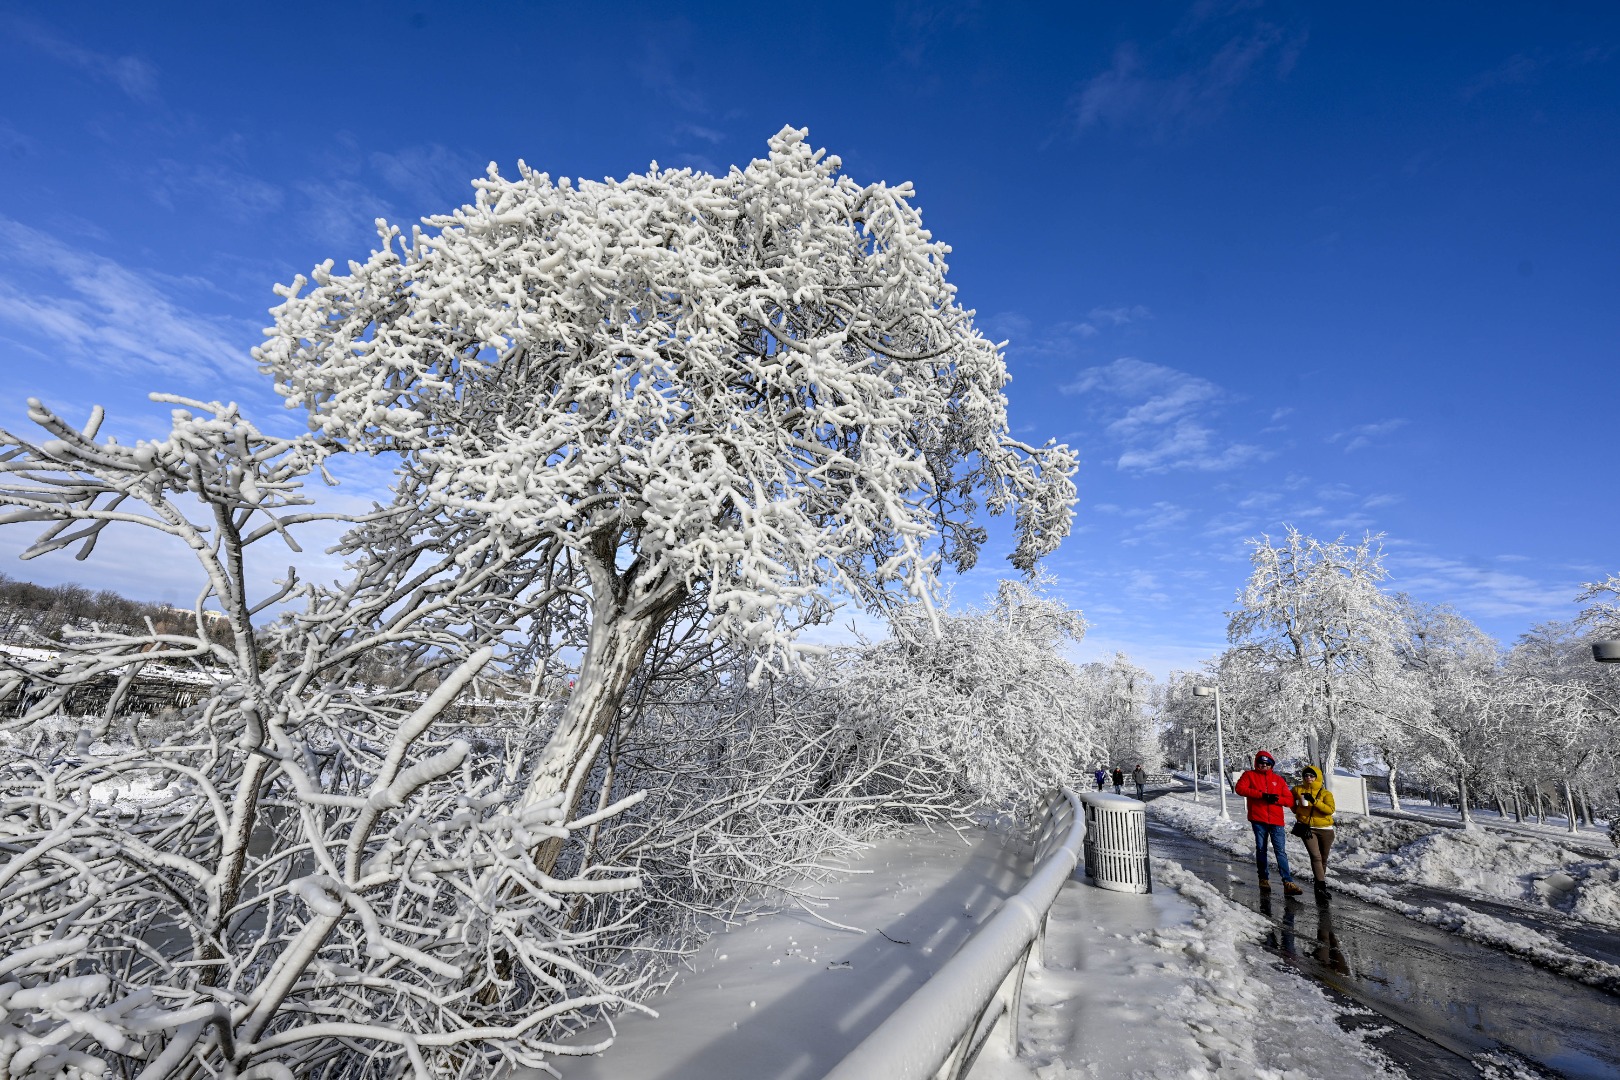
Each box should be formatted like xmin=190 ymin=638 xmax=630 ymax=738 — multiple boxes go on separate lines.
xmin=1189 ymin=737 xmax=1200 ymax=802
xmin=1193 ymin=684 xmax=1231 ymax=821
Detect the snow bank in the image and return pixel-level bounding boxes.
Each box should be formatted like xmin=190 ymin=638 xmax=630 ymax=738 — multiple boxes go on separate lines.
xmin=1331 ymin=879 xmax=1620 ymax=994
xmin=973 ymin=860 xmax=1402 ymax=1080
xmin=1149 ymin=792 xmax=1620 ymax=930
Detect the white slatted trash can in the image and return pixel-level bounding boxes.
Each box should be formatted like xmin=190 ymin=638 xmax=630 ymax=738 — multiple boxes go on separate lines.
xmin=1079 ymin=791 xmax=1152 ymax=893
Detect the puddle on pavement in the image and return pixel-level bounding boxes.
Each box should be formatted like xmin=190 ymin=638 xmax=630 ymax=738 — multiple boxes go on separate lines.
xmin=1148 ymin=820 xmax=1620 ymax=1080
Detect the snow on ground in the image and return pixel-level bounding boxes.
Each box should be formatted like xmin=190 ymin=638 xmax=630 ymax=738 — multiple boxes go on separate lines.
xmin=971 ymin=859 xmax=1403 ymax=1080
xmin=1328 ymin=878 xmax=1620 ymax=994
xmin=1147 ymin=790 xmax=1620 ymax=991
xmin=1367 ymin=790 xmax=1612 ymax=849
xmin=1149 ymin=791 xmax=1620 ymax=926
xmin=525 ymin=815 xmax=1400 ymax=1080
xmin=526 ymin=823 xmax=1027 ymax=1080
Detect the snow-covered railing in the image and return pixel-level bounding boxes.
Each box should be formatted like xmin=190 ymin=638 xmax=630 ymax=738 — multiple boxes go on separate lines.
xmin=822 ymin=788 xmax=1084 ymax=1080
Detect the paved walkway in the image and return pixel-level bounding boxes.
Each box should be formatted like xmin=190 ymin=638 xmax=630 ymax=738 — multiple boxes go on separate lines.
xmin=528 ymin=825 xmax=1026 ymax=1080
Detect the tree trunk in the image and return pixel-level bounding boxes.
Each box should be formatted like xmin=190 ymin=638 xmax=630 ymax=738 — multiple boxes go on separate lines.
xmin=1322 ymin=685 xmax=1339 ymax=774
xmin=1533 ymin=784 xmax=1545 ymax=824
xmin=1579 ymin=786 xmax=1594 ymax=828
xmin=1511 ymin=787 xmax=1523 ymax=823
xmin=1562 ymin=778 xmax=1579 ymax=834
xmin=1387 ymin=754 xmax=1402 ymax=813
xmin=1492 ymin=789 xmax=1507 ymax=819
xmin=520 ymin=553 xmax=685 ymax=875
xmin=1458 ymin=771 xmax=1475 ymax=829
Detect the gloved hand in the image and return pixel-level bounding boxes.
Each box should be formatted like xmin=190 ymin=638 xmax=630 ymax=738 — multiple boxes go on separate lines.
xmin=1299 ymin=794 xmax=1314 ymax=806
xmin=1261 ymin=793 xmax=1279 ymax=804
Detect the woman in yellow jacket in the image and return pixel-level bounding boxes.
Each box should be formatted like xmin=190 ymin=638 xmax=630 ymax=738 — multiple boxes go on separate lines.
xmin=1291 ymin=765 xmax=1337 ymax=898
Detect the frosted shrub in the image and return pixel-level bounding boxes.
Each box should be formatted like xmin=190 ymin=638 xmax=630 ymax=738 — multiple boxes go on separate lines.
xmin=0 ymin=401 xmax=643 ymax=1076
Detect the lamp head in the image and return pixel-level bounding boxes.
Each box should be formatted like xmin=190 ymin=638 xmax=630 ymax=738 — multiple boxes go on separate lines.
xmin=1592 ymin=641 xmax=1620 ymax=664
xmin=1192 ymin=686 xmax=1215 ymax=698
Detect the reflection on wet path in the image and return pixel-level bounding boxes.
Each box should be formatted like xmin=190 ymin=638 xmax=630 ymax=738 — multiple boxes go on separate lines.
xmin=1149 ymin=820 xmax=1620 ymax=1080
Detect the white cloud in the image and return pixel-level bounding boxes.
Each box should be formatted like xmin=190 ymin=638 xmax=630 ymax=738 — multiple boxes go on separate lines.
xmin=0 ymin=218 xmax=252 ymax=383
xmin=1064 ymin=24 xmax=1297 ymax=139
xmin=1087 ymin=304 xmax=1151 ymax=326
xmin=1064 ymin=357 xmax=1266 ymax=473
xmin=369 ymin=143 xmax=482 ymax=209
xmin=1389 ymin=552 xmax=1577 ymax=620
xmin=19 ymin=24 xmax=159 ymax=103
xmin=1328 ymin=418 xmax=1407 ymax=452
xmin=985 ymin=312 xmax=1099 ymax=360
xmin=152 ymin=160 xmax=285 ymax=222
xmin=675 ymin=123 xmax=727 ymax=145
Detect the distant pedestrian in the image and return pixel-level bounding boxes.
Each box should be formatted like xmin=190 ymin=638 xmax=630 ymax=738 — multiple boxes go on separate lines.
xmin=1234 ymin=750 xmax=1302 ymax=896
xmin=1291 ymin=764 xmax=1338 ymax=899
xmin=1111 ymin=766 xmax=1124 ymax=794
xmin=1093 ymin=767 xmax=1106 ymax=791
xmin=1132 ymin=763 xmax=1146 ymax=800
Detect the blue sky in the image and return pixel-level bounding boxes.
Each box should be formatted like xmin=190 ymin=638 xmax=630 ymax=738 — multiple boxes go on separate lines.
xmin=0 ymin=1 xmax=1615 ymax=674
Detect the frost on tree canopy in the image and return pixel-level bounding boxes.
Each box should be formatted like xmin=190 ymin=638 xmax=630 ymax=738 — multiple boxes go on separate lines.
xmin=257 ymin=126 xmax=1077 ymax=659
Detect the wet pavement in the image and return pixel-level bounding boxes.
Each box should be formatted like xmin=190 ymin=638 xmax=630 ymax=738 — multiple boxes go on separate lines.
xmin=1148 ymin=819 xmax=1620 ymax=1079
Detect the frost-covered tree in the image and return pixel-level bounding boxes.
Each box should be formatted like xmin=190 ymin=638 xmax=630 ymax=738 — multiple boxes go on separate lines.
xmin=821 ymin=577 xmax=1093 ymax=808
xmin=0 ymin=400 xmax=647 ymax=1076
xmin=257 ymin=127 xmax=1077 ymax=852
xmin=1388 ymin=597 xmax=1503 ymax=825
xmin=1076 ymin=652 xmax=1157 ymax=773
xmin=1226 ymin=528 xmax=1399 ymax=770
xmin=1504 ymin=621 xmax=1611 ymax=833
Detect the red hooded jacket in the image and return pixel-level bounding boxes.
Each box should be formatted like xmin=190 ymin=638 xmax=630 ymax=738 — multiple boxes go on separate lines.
xmin=1234 ymin=763 xmax=1295 ymax=825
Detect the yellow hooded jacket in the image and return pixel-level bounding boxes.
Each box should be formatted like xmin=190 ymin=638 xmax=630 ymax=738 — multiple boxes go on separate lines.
xmin=1291 ymin=769 xmax=1337 ymax=829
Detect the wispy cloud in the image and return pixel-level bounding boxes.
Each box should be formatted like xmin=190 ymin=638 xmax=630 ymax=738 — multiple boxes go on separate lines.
xmin=1328 ymin=418 xmax=1407 ymax=452
xmin=0 ymin=218 xmax=249 ymax=382
xmin=1389 ymin=551 xmax=1577 ymax=620
xmin=1115 ymin=501 xmax=1192 ymax=546
xmin=152 ymin=160 xmax=285 ymax=222
xmin=674 ymin=123 xmax=727 ymax=145
xmin=1064 ymin=357 xmax=1266 ymax=472
xmin=1063 ymin=19 xmax=1303 ymax=140
xmin=1087 ymin=304 xmax=1151 ymax=327
xmin=987 ymin=312 xmax=1098 ymax=361
xmin=369 ymin=143 xmax=483 ymax=209
xmin=16 ymin=24 xmax=159 ymax=104
xmin=892 ymin=0 xmax=982 ymax=66
xmin=988 ymin=307 xmax=1152 ymax=363
xmin=1460 ymin=46 xmax=1613 ymax=102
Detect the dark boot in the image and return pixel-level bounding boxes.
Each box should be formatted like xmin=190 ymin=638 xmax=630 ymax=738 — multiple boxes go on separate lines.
xmin=1313 ymin=879 xmax=1330 ymax=900
xmin=1283 ymin=880 xmax=1305 ymax=897
xmin=1257 ymin=874 xmax=1272 ymax=893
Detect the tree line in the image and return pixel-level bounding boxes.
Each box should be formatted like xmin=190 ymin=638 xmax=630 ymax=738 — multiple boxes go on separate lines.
xmin=1161 ymin=527 xmax=1620 ymax=836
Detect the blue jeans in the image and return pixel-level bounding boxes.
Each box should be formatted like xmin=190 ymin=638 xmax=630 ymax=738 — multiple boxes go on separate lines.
xmin=1251 ymin=821 xmax=1294 ymax=882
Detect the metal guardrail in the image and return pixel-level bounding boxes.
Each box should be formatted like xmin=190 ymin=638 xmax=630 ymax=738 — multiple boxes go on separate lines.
xmin=822 ymin=787 xmax=1085 ymax=1080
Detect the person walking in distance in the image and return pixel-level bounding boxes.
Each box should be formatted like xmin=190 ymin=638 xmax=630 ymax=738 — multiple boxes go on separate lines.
xmin=1132 ymin=763 xmax=1146 ymax=800
xmin=1093 ymin=766 xmax=1106 ymax=792
xmin=1291 ymin=764 xmax=1337 ymax=899
xmin=1234 ymin=750 xmax=1302 ymax=896
xmin=1111 ymin=766 xmax=1125 ymax=794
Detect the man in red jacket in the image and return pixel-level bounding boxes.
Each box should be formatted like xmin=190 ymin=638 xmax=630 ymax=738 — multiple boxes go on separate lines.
xmin=1233 ymin=750 xmax=1303 ymax=896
